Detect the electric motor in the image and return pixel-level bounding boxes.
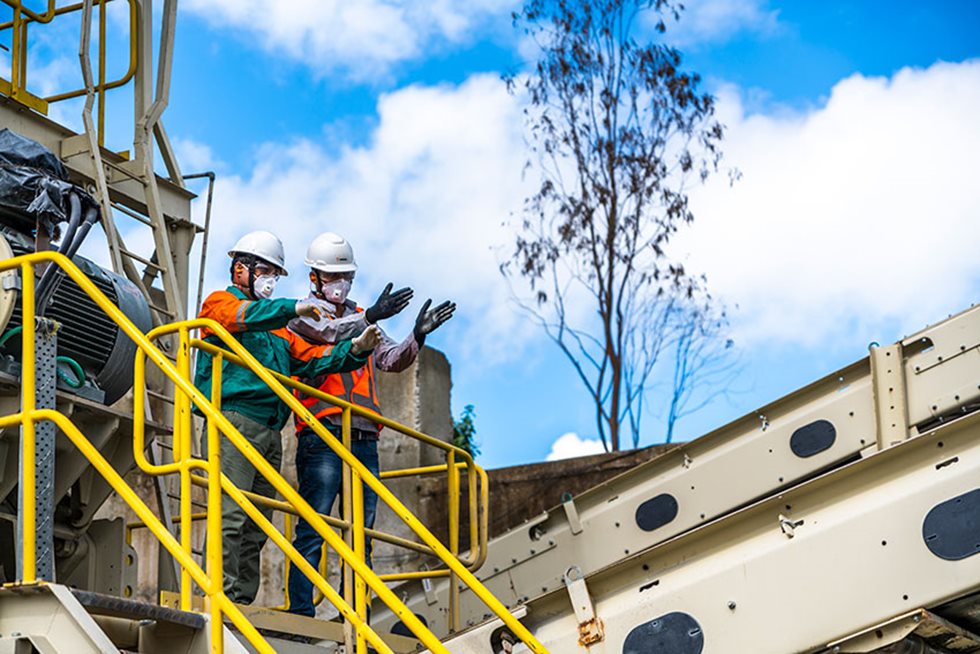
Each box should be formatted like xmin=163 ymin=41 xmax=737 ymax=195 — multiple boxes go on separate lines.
xmin=0 ymin=227 xmax=152 ymax=404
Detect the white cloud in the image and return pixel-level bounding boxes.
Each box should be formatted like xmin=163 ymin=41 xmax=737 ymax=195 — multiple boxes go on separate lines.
xmin=199 ymin=74 xmax=536 ymax=364
xmin=545 ymin=432 xmax=605 ymax=461
xmin=663 ymin=0 xmax=781 ymax=47
xmin=194 ymin=59 xmax=980 ymax=370
xmin=172 ymin=137 xmax=222 ymax=174
xmin=181 ymin=0 xmax=516 ymax=79
xmin=679 ymin=59 xmax=980 ymax=347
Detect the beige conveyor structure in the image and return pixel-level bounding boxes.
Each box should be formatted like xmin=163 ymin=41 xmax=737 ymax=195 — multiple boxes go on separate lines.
xmin=373 ymin=305 xmax=980 ymax=654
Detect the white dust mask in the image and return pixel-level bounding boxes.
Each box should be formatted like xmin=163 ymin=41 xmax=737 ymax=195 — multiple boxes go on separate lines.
xmin=320 ymin=279 xmax=351 ymax=304
xmin=253 ymin=274 xmax=277 ymax=299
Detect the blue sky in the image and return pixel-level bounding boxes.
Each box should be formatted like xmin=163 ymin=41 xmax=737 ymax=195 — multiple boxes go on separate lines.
xmin=7 ymin=0 xmax=980 ymax=469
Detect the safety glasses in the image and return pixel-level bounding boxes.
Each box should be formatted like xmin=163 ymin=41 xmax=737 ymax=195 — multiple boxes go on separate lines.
xmin=314 ymin=271 xmax=355 ymax=283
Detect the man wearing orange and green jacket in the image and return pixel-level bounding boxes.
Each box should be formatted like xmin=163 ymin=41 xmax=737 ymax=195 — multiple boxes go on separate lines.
xmin=194 ymin=230 xmax=381 ymax=604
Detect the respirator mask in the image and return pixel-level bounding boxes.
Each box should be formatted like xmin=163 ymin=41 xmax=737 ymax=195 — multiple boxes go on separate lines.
xmin=253 ymin=275 xmax=278 ymax=299
xmin=319 ymin=279 xmax=351 ymax=305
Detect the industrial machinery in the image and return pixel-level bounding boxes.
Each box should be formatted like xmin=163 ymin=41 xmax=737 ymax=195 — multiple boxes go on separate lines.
xmin=373 ymin=305 xmax=980 ymax=653
xmin=1 ymin=2 xmax=979 ymax=654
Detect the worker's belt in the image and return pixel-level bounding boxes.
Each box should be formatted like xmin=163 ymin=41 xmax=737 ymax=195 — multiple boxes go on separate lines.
xmin=299 ymin=425 xmax=378 ymax=442
xmin=344 ymin=427 xmax=379 ymax=442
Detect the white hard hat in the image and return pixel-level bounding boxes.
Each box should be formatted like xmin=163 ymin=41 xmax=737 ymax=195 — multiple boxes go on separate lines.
xmin=228 ymin=230 xmax=288 ymax=275
xmin=305 ymin=232 xmax=357 ymax=273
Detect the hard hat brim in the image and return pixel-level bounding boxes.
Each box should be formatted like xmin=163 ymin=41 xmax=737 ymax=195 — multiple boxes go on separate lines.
xmin=306 ymin=260 xmax=357 ymax=274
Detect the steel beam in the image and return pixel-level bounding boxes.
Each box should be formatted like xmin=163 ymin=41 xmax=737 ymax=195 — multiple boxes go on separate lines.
xmin=17 ymin=317 xmax=57 ymax=581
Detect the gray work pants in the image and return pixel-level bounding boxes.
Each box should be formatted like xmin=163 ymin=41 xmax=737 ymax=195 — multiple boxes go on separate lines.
xmin=203 ymin=409 xmax=282 ymax=604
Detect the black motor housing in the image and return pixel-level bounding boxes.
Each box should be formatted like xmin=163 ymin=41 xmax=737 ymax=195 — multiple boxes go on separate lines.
xmin=0 ymin=227 xmax=152 ymax=404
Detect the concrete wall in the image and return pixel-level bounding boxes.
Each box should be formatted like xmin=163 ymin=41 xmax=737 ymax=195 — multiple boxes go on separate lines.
xmin=417 ymin=444 xmax=680 ymax=551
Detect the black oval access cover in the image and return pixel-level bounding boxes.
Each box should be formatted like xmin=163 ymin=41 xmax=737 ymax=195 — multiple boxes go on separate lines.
xmin=790 ymin=419 xmax=836 ymax=458
xmin=623 ymin=611 xmax=704 ymax=654
xmin=391 ymin=613 xmax=428 ymax=636
xmin=635 ymin=493 xmax=679 ymax=532
xmin=923 ymin=488 xmax=980 ymax=561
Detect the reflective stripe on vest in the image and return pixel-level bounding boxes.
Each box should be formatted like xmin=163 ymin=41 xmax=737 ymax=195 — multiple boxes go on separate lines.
xmin=295 ymin=354 xmax=382 ymax=432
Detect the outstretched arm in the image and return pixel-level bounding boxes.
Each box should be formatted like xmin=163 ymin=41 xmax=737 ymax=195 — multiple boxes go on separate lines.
xmin=287 ymin=325 xmax=381 ymax=378
xmin=289 ymin=296 xmax=368 ymax=343
xmin=373 ymin=299 xmax=456 ymax=372
xmin=200 ymin=289 xmax=300 ymax=333
xmin=413 ymin=299 xmax=457 ymax=347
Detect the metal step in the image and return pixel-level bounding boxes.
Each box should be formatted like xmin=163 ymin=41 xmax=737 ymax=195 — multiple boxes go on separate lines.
xmin=71 ymin=588 xmax=204 ymax=630
xmin=160 ymin=590 xmax=421 ymax=654
xmin=0 ymin=583 xmax=249 ymax=654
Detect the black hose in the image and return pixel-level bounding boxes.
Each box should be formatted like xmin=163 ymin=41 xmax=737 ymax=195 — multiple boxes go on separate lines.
xmin=64 ymin=205 xmax=99 ymax=260
xmin=35 ymin=200 xmax=100 ymax=314
xmin=58 ymin=191 xmax=83 ymax=258
xmin=35 ymin=191 xmax=82 ymax=313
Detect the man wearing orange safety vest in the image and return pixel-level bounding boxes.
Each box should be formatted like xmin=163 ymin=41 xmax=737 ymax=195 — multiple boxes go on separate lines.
xmin=194 ymin=230 xmax=382 ymax=605
xmin=285 ymin=232 xmax=455 ymax=618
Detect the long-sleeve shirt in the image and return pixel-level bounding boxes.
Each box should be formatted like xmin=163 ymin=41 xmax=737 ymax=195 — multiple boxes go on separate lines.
xmin=289 ymin=295 xmax=420 ymax=372
xmin=193 ymin=286 xmax=370 ymax=430
xmin=288 ymin=294 xmax=421 ymax=432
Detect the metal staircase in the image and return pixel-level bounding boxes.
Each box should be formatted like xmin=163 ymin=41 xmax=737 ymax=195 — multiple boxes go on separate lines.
xmin=0 ymin=251 xmax=547 ymax=654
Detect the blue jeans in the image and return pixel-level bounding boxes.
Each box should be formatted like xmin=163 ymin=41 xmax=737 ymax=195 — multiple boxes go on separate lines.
xmin=287 ymin=427 xmax=379 ymax=617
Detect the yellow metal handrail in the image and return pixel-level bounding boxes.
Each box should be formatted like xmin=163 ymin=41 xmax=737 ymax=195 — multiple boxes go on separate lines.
xmin=0 ymin=410 xmax=262 ymax=650
xmin=187 ymin=337 xmax=490 ymax=566
xmin=0 ymin=253 xmax=419 ymax=653
xmin=0 ymin=0 xmax=55 ymax=24
xmin=186 ymin=336 xmax=489 ymax=614
xmin=147 ymin=320 xmax=495 ymax=641
xmin=133 ymin=332 xmax=441 ymax=652
xmin=1 ymin=252 xmax=267 ymax=652
xmin=0 ymin=0 xmax=138 ymax=143
xmin=1 ymin=251 xmax=549 ymax=654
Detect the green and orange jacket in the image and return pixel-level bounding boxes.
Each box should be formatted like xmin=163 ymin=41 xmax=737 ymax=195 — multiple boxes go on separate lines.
xmin=192 ymin=286 xmax=370 ymax=430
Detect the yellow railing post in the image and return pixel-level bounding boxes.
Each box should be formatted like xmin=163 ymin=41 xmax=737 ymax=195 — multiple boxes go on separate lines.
xmin=278 ymin=512 xmax=292 ymax=610
xmin=340 ymin=407 xmax=356 ymax=652
xmin=447 ymin=449 xmax=460 ymax=633
xmin=9 ymin=6 xmax=23 ymax=96
xmin=207 ymin=352 xmax=224 ymax=652
xmin=97 ymin=0 xmax=107 ymax=145
xmin=18 ymin=261 xmax=36 ymax=583
xmin=467 ymin=459 xmax=479 ymax=566
xmin=177 ymin=327 xmax=193 ymax=610
xmin=350 ymin=409 xmax=368 ymax=654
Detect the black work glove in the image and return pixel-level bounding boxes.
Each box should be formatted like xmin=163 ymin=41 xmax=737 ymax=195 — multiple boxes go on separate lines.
xmin=413 ymin=299 xmax=456 ymax=346
xmin=365 ymin=282 xmax=413 ymax=324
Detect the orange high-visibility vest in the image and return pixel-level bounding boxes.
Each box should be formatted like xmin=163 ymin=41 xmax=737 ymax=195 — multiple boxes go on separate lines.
xmin=294 ymin=308 xmax=383 ymax=433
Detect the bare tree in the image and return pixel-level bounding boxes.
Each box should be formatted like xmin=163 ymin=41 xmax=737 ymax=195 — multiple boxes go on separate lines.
xmin=504 ymin=0 xmax=729 ymax=451
xmin=665 ymin=302 xmax=737 ymax=443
